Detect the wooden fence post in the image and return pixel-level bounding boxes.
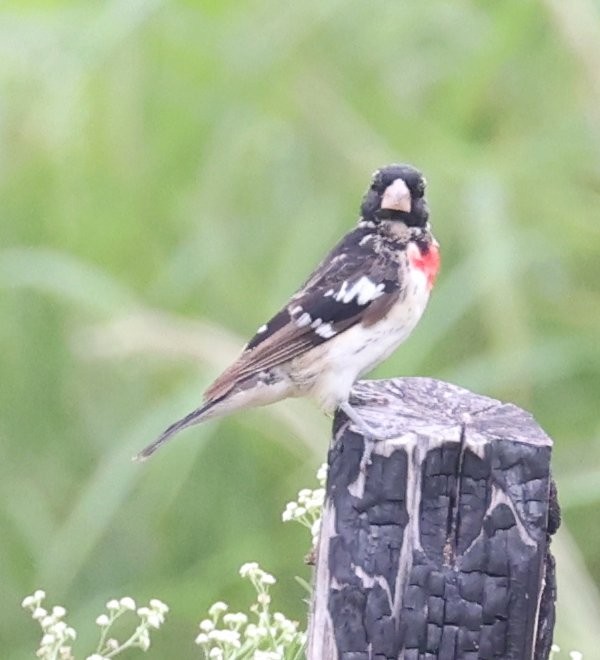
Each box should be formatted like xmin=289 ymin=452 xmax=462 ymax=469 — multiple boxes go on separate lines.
xmin=307 ymin=377 xmax=559 ymax=660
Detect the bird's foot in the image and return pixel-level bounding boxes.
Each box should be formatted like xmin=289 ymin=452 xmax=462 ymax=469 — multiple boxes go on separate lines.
xmin=339 ymin=401 xmax=379 ymax=438
xmin=339 ymin=401 xmax=378 ymax=474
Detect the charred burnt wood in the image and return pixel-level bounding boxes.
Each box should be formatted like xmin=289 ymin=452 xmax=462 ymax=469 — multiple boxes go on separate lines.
xmin=307 ymin=377 xmax=558 ymax=660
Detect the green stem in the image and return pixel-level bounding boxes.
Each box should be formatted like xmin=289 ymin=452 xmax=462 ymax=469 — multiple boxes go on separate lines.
xmin=104 ymin=623 xmax=147 ymax=658
xmin=96 ymin=611 xmax=118 ymax=654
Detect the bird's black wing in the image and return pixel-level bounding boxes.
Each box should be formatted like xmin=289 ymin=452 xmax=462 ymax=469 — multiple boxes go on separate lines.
xmin=204 ymin=226 xmax=404 ymax=400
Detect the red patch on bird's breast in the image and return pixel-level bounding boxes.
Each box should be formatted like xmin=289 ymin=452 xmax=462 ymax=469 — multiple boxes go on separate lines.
xmin=408 ymin=242 xmax=440 ymax=289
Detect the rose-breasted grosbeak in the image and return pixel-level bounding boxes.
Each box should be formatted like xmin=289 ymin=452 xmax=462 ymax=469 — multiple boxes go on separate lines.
xmin=136 ymin=164 xmax=439 ymax=460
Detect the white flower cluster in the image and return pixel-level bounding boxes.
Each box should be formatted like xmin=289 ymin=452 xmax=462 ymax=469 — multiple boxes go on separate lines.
xmin=281 ymin=463 xmax=327 ymax=545
xmin=22 ymin=590 xmax=76 ymax=659
xmin=92 ymin=596 xmax=168 ymax=658
xmin=550 ymin=644 xmax=584 ymax=659
xmin=195 ymin=562 xmax=305 ymax=660
xmin=22 ymin=590 xmax=168 ymax=659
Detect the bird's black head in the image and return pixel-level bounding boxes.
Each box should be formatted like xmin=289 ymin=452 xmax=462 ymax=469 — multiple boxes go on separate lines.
xmin=360 ymin=164 xmax=429 ymax=227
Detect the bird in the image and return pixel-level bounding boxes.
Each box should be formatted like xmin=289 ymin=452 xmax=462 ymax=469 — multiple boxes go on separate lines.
xmin=136 ymin=164 xmax=440 ymax=461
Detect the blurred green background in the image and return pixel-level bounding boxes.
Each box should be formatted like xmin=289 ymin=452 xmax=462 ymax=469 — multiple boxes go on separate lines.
xmin=2 ymin=0 xmax=600 ymax=657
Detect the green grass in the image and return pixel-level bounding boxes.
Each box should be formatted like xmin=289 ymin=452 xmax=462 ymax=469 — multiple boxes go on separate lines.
xmin=1 ymin=0 xmax=600 ymax=657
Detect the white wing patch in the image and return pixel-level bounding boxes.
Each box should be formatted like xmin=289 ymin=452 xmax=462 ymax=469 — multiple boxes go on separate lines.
xmin=335 ymin=276 xmax=385 ymax=306
xmin=315 ymin=322 xmax=336 ymax=339
xmin=296 ymin=312 xmax=312 ymax=327
xmin=287 ymin=277 xmax=383 ymax=340
xmin=304 ymin=317 xmax=337 ymax=339
xmin=290 ymin=305 xmax=313 ymax=328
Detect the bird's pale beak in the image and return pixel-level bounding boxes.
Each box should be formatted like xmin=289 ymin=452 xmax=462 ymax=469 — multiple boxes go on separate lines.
xmin=380 ymin=179 xmax=411 ymax=213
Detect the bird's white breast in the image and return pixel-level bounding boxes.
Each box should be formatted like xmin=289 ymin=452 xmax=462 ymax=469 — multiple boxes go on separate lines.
xmin=292 ymin=263 xmax=431 ymax=412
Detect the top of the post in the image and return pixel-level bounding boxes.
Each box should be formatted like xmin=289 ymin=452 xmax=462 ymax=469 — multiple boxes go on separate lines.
xmin=340 ymin=377 xmax=552 ymax=448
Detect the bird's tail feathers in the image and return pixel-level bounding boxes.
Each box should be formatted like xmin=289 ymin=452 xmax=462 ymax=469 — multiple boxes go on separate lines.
xmin=135 ymin=374 xmax=293 ymax=462
xmin=134 ymin=399 xmax=219 ymax=462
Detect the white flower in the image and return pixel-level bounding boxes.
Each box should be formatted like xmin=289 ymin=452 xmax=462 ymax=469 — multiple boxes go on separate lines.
xmin=316 ymin=463 xmax=328 ymax=484
xmin=106 ymin=639 xmax=119 ymax=650
xmin=32 ymin=607 xmax=47 ymax=620
xmin=312 ymin=488 xmax=326 ymax=505
xmin=149 ymin=598 xmax=169 ymax=614
xmin=208 ymin=629 xmax=241 ymax=647
xmin=257 ymin=593 xmax=271 ymax=605
xmin=273 ymin=612 xmax=298 ymax=634
xmin=106 ymin=599 xmax=120 ymax=611
xmin=53 ymin=622 xmax=67 ymax=636
xmin=239 ymin=562 xmax=259 ymax=577
xmin=195 ymin=632 xmax=209 ymax=645
xmin=95 ymin=614 xmax=110 ymax=627
xmin=245 ymin=623 xmax=268 ymax=640
xmin=65 ymin=626 xmax=77 ymax=640
xmin=223 ymin=612 xmax=248 ymax=626
xmin=569 ymin=653 xmax=583 ymax=660
xmin=40 ymin=633 xmax=55 ymax=646
xmin=86 ymin=655 xmax=109 ymax=660
xmin=208 ymin=649 xmax=223 ymax=659
xmin=254 ymin=651 xmax=282 ymax=660
xmin=52 ymin=606 xmax=66 ymax=618
xmin=22 ymin=595 xmax=35 ymax=609
xmin=208 ymin=601 xmax=228 ymax=617
xmin=199 ymin=618 xmax=215 ymax=632
xmin=119 ymin=597 xmax=136 ymax=611
xmin=41 ymin=615 xmax=55 ymax=629
xmin=260 ymin=572 xmax=276 ymax=585
xmin=146 ymin=612 xmax=163 ymax=629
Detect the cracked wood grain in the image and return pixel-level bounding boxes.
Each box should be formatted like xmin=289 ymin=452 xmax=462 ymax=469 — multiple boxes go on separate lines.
xmin=307 ymin=377 xmax=558 ymax=660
